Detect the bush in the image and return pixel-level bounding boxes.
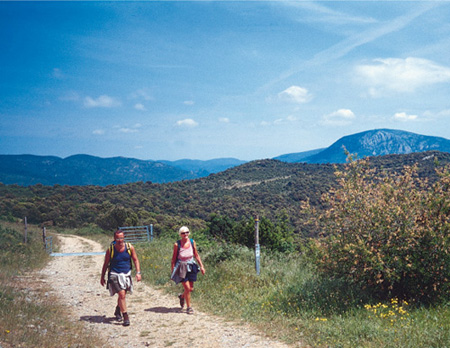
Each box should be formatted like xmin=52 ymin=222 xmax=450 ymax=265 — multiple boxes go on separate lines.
xmin=308 ymin=158 xmax=450 ymax=303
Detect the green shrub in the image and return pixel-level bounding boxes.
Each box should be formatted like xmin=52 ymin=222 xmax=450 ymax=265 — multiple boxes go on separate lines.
xmin=308 ymin=158 xmax=450 ymax=303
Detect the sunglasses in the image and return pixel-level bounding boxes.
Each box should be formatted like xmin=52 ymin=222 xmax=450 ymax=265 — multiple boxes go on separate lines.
xmin=180 ymin=232 xmax=190 ymax=235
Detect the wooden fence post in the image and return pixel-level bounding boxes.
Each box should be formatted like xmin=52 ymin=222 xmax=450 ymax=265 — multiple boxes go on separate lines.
xmin=24 ymin=217 xmax=28 ymax=244
xmin=255 ymin=215 xmax=260 ymax=276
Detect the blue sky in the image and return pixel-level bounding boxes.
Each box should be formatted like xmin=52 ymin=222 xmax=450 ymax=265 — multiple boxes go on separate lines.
xmin=2 ymin=1 xmax=450 ymax=161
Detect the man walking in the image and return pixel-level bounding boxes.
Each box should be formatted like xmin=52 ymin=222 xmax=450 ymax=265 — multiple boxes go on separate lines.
xmin=100 ymin=229 xmax=141 ymax=326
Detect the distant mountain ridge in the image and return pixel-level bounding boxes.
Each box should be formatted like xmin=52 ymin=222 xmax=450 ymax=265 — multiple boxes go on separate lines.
xmin=275 ymin=129 xmax=450 ymax=163
xmin=0 ymin=155 xmax=243 ymax=186
xmin=1 ymin=129 xmax=450 ymax=186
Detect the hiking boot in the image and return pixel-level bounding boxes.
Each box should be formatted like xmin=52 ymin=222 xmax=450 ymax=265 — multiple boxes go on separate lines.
xmin=114 ymin=306 xmax=122 ymax=322
xmin=123 ymin=312 xmax=130 ymax=326
xmin=178 ymin=294 xmax=185 ymax=308
xmin=187 ymin=307 xmax=194 ymax=315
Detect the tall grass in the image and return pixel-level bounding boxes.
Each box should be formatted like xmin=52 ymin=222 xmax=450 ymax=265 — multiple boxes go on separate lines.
xmin=0 ymin=222 xmax=106 ymax=348
xmin=136 ymin=236 xmax=450 ymax=348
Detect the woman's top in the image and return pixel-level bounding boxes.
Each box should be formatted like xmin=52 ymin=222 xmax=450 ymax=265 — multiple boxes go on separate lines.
xmin=178 ymin=240 xmax=194 ymax=261
xmin=111 ymin=247 xmax=132 ymax=273
xmin=171 ymin=239 xmax=197 ymax=284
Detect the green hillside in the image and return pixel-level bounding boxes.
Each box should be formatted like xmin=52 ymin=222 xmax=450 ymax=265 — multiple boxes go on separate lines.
xmin=1 ymin=151 xmax=449 ymax=239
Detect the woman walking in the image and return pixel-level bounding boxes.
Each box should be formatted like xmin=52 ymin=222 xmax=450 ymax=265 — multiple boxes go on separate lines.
xmin=171 ymin=226 xmax=205 ymax=314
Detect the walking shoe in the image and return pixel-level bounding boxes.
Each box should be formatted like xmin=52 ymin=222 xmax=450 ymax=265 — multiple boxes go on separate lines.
xmin=178 ymin=294 xmax=185 ymax=308
xmin=187 ymin=307 xmax=194 ymax=314
xmin=114 ymin=306 xmax=122 ymax=322
xmin=123 ymin=312 xmax=130 ymax=326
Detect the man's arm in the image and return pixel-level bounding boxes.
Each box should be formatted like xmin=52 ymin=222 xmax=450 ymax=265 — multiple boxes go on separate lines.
xmin=131 ymin=245 xmax=142 ymax=282
xmin=100 ymin=249 xmax=111 ymax=287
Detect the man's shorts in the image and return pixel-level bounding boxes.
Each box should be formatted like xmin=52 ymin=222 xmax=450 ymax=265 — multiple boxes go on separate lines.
xmin=108 ymin=272 xmax=132 ymax=296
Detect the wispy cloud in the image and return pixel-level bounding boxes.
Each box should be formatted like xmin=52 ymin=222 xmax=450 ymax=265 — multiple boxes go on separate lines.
xmin=281 ymin=1 xmax=377 ymax=26
xmin=278 ymin=86 xmax=312 ymax=104
xmin=219 ymin=117 xmax=230 ymax=123
xmin=59 ymin=91 xmax=80 ymax=102
xmin=393 ymin=112 xmax=418 ymax=122
xmin=356 ymin=57 xmax=450 ymax=97
xmin=184 ymin=100 xmax=195 ymax=106
xmin=261 ymin=3 xmax=438 ymax=91
xmin=116 ymin=123 xmax=142 ymax=133
xmin=129 ymin=88 xmax=153 ymax=101
xmin=176 ymin=118 xmax=198 ymax=127
xmin=92 ymin=129 xmax=105 ymax=135
xmin=84 ymin=95 xmax=121 ymax=108
xmin=321 ymin=109 xmax=355 ymax=126
xmin=52 ymin=68 xmax=64 ymax=79
xmin=134 ymin=103 xmax=146 ymax=111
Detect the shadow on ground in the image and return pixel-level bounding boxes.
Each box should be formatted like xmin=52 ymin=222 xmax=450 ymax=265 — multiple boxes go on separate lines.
xmin=145 ymin=307 xmax=183 ymax=314
xmin=80 ymin=315 xmax=121 ymax=325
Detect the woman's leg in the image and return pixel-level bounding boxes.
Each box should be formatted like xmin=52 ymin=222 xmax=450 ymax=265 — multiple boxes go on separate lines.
xmin=182 ymin=281 xmax=192 ymax=308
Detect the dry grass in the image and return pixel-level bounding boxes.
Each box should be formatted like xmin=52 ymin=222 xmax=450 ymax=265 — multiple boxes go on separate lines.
xmin=0 ymin=222 xmax=106 ymax=348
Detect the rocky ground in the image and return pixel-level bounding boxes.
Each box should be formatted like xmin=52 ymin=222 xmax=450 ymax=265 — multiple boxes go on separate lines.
xmin=39 ymin=234 xmax=292 ymax=348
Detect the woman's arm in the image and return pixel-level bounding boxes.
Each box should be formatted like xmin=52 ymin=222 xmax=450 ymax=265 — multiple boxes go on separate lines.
xmin=171 ymin=243 xmax=178 ymax=272
xmin=193 ymin=241 xmax=205 ymax=275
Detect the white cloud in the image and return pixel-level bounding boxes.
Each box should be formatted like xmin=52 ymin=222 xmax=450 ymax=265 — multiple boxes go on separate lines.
xmin=176 ymin=118 xmax=198 ymax=127
xmin=393 ymin=112 xmax=418 ymax=121
xmin=116 ymin=123 xmax=142 ymax=133
xmin=134 ymin=103 xmax=146 ymax=111
xmin=321 ymin=109 xmax=355 ymax=126
xmin=184 ymin=100 xmax=195 ymax=106
xmin=219 ymin=117 xmax=230 ymax=123
xmin=92 ymin=129 xmax=105 ymax=135
xmin=119 ymin=128 xmax=139 ymax=133
xmin=84 ymin=95 xmax=121 ymax=108
xmin=355 ymin=57 xmax=450 ymax=97
xmin=278 ymin=86 xmax=312 ymax=104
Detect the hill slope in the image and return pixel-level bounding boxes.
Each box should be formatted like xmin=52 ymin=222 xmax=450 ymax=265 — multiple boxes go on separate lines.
xmin=1 ymin=151 xmax=449 ymax=236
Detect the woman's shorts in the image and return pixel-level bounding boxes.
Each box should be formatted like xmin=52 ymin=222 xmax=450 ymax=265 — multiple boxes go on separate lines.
xmin=181 ymin=270 xmax=198 ymax=283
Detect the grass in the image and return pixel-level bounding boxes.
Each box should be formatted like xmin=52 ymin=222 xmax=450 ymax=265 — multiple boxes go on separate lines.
xmin=136 ymin=235 xmax=450 ymax=348
xmin=2 ymin=222 xmax=448 ymax=347
xmin=0 ymin=222 xmax=106 ymax=348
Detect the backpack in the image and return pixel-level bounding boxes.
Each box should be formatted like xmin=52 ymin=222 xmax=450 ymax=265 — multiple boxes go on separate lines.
xmin=108 ymin=241 xmax=133 ymax=271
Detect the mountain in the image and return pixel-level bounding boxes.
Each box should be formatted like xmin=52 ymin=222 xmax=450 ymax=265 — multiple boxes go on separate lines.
xmin=273 ymin=148 xmax=325 ymax=163
xmin=159 ymin=158 xmax=247 ymax=175
xmin=277 ymin=129 xmax=450 ymax=164
xmin=0 ymin=154 xmax=199 ymax=186
xmin=2 ymin=129 xmax=450 ymax=186
xmin=0 ymin=154 xmax=247 ymax=186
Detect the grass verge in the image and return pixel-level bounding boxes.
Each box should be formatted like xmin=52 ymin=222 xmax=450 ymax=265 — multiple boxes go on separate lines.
xmin=0 ymin=222 xmax=106 ymax=348
xmin=136 ymin=235 xmax=450 ymax=348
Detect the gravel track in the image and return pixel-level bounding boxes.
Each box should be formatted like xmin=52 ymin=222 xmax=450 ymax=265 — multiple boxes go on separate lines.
xmin=39 ymin=234 xmax=292 ymax=348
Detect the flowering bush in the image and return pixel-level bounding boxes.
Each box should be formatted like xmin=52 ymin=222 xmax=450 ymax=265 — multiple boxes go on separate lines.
xmin=309 ymin=157 xmax=450 ymax=303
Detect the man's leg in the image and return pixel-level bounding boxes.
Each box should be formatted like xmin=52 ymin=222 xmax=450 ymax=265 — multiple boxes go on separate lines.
xmin=117 ymin=290 xmax=127 ymax=313
xmin=117 ymin=290 xmax=130 ymax=326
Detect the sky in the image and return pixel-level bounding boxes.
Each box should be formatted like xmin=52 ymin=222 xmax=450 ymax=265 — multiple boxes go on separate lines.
xmin=2 ymin=1 xmax=450 ymax=161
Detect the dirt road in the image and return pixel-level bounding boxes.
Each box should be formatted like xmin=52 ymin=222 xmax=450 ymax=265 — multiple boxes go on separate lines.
xmin=39 ymin=235 xmax=291 ymax=348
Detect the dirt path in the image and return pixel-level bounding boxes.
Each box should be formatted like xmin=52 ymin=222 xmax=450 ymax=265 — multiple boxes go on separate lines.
xmin=39 ymin=235 xmax=291 ymax=348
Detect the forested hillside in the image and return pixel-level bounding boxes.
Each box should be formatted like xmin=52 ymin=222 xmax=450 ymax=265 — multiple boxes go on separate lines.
xmin=1 ymin=151 xmax=449 ymax=239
